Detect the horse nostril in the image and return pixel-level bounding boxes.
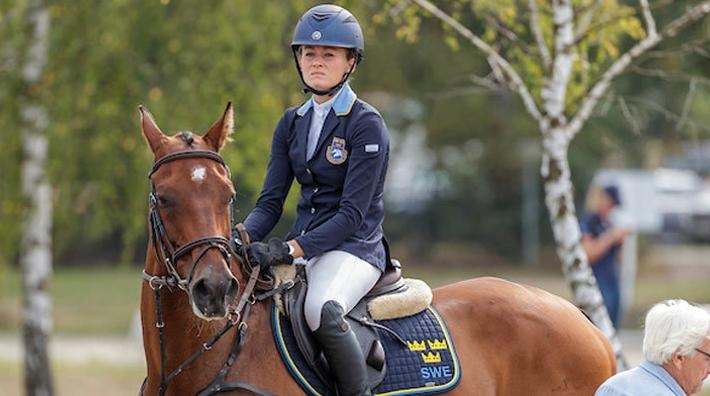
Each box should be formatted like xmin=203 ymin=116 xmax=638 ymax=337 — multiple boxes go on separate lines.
xmin=193 ymin=279 xmax=210 ymax=300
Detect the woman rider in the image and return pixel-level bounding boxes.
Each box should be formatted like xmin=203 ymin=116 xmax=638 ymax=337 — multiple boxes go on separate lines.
xmin=242 ymin=4 xmax=390 ymax=395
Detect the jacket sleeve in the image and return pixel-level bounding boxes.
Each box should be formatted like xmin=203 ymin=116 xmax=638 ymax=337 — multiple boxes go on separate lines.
xmin=243 ymin=113 xmax=294 ymax=241
xmin=295 ymin=112 xmax=388 ymax=257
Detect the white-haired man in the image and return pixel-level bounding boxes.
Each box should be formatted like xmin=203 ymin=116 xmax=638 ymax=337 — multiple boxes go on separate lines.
xmin=596 ymin=299 xmax=710 ymax=395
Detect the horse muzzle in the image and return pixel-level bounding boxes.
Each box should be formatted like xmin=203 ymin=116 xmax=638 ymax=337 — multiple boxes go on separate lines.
xmin=189 ymin=267 xmax=239 ymax=320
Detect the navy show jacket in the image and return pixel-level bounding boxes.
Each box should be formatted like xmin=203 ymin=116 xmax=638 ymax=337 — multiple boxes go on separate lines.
xmin=243 ymin=84 xmax=389 ymax=271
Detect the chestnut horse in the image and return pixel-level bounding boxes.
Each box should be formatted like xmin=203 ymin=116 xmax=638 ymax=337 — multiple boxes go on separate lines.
xmin=138 ymin=103 xmax=615 ymax=395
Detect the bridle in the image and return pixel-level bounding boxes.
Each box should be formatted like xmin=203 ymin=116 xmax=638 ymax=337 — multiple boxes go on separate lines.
xmin=140 ymin=149 xmax=279 ymax=396
xmin=143 ymin=149 xmax=235 ymax=293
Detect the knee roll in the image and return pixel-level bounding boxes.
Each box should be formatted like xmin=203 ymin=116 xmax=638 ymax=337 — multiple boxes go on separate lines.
xmin=318 ymin=300 xmax=349 ymax=333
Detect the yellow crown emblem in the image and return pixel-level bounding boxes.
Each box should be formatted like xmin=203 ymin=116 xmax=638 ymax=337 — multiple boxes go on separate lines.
xmin=421 ymin=352 xmax=442 ymax=364
xmin=428 ymin=339 xmax=448 ymax=350
xmin=407 ymin=340 xmax=426 ymax=351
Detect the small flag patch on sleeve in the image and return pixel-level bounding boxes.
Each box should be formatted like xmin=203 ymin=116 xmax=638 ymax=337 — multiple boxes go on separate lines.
xmin=365 ymin=144 xmax=379 ymax=153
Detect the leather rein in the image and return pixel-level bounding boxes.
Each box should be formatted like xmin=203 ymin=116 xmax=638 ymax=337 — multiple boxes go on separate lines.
xmin=140 ymin=150 xmax=276 ymax=396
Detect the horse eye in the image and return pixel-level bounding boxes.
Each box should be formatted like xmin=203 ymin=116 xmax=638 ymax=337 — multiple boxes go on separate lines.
xmin=157 ymin=195 xmax=172 ymax=207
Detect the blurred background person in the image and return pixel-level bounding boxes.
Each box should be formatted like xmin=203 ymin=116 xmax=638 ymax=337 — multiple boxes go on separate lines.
xmin=581 ymin=184 xmax=628 ymax=328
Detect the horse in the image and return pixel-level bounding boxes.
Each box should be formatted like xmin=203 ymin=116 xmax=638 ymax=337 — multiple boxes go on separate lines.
xmin=138 ymin=103 xmax=616 ymax=395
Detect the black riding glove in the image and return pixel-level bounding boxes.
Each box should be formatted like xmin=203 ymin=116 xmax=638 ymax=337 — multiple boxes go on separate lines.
xmin=245 ymin=238 xmax=294 ymax=271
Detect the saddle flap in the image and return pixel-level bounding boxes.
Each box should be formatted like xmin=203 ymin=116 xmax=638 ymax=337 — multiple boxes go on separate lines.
xmin=283 ymin=269 xmax=327 ymax=384
xmin=283 ymin=269 xmax=386 ymax=392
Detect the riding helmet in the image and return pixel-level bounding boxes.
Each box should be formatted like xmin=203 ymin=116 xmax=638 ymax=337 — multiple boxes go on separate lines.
xmin=291 ymin=4 xmax=364 ymax=64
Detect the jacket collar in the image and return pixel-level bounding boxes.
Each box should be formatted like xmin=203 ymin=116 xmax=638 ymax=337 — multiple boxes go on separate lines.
xmin=639 ymin=360 xmax=686 ymax=395
xmin=296 ymin=83 xmax=357 ymax=117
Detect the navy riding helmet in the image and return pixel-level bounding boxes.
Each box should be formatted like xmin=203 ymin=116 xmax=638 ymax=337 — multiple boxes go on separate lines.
xmin=291 ymin=4 xmax=364 ymax=96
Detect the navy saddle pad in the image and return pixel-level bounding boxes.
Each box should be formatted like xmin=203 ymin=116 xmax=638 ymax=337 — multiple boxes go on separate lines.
xmin=271 ymin=304 xmax=461 ymax=395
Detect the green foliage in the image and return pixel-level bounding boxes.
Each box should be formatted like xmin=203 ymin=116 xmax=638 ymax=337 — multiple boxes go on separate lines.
xmin=382 ymin=0 xmax=649 ymax=115
xmin=1 ymin=0 xmax=328 ymax=266
xmin=3 ymin=0 xmax=708 ymax=268
xmin=362 ymin=13 xmax=544 ymax=254
xmin=0 ymin=0 xmax=31 ymax=268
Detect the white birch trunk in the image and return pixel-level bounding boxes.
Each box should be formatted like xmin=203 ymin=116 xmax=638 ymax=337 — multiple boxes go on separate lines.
xmin=540 ymin=134 xmax=627 ymax=370
xmin=540 ymin=0 xmax=627 ymax=369
xmin=20 ymin=0 xmax=53 ymax=394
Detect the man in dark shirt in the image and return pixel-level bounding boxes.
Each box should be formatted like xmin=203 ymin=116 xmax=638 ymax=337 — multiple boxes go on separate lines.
xmin=580 ymin=185 xmax=627 ymax=328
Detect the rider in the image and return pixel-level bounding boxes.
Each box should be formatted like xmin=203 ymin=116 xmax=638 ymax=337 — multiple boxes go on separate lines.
xmin=242 ymin=4 xmax=390 ymax=395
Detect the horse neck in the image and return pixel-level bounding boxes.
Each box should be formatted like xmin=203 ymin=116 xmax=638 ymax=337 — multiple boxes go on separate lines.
xmin=141 ymin=254 xmax=301 ymax=394
xmin=140 ymin=254 xmax=244 ymax=392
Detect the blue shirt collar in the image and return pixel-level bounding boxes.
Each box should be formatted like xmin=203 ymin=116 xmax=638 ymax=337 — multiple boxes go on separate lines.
xmin=296 ymin=83 xmax=357 ymax=117
xmin=639 ymin=360 xmax=687 ymax=395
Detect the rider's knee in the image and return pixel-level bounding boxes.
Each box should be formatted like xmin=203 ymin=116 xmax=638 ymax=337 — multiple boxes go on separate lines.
xmin=318 ymin=300 xmax=349 ymax=331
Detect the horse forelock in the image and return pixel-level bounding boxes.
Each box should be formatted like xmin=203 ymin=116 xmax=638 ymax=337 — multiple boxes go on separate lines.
xmin=178 ymin=131 xmax=195 ymax=146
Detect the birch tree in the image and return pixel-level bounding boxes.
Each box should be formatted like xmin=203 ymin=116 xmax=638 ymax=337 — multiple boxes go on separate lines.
xmin=19 ymin=0 xmax=54 ymax=393
xmin=386 ymin=0 xmax=710 ymax=369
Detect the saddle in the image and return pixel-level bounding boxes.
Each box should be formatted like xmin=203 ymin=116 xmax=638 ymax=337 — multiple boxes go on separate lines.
xmin=271 ymin=260 xmax=461 ymax=395
xmin=280 ymin=260 xmax=419 ymax=392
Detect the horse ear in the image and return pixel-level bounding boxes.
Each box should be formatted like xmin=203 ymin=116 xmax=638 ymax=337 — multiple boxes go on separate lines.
xmin=139 ymin=105 xmax=167 ymax=153
xmin=203 ymin=102 xmax=234 ymax=152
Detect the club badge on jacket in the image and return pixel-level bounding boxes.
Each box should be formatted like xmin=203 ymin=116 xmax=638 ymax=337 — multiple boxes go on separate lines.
xmin=326 ymin=137 xmax=348 ymax=165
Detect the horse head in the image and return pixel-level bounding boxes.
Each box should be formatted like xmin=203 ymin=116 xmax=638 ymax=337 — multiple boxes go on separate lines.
xmin=140 ymin=103 xmax=239 ymax=321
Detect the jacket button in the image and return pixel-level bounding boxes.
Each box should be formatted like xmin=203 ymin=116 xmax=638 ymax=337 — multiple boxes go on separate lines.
xmin=313 ymin=187 xmax=319 ymax=193
xmin=310 ymin=208 xmax=315 ymax=214
xmin=306 ymin=168 xmax=312 ymax=175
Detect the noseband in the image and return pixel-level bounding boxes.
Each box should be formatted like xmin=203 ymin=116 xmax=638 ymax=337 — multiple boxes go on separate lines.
xmin=144 ymin=150 xmax=236 ymax=292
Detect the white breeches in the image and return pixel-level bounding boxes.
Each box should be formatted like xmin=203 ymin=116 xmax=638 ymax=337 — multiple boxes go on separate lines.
xmin=304 ymin=250 xmax=382 ymax=331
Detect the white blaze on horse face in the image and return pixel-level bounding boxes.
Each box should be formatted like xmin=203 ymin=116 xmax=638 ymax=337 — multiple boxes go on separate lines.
xmin=191 ymin=166 xmax=207 ymax=182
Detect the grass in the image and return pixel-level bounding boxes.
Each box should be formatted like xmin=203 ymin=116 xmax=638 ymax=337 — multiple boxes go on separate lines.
xmin=0 ymin=266 xmax=141 ymax=335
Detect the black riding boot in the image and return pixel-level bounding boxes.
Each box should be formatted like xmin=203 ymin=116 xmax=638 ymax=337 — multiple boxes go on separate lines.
xmin=313 ymin=300 xmax=371 ymax=396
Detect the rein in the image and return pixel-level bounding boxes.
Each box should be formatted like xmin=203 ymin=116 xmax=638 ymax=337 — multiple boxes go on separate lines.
xmin=141 ymin=150 xmax=275 ymax=396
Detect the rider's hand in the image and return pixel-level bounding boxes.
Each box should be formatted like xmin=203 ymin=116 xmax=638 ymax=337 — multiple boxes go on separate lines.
xmin=245 ymin=238 xmax=294 ymax=270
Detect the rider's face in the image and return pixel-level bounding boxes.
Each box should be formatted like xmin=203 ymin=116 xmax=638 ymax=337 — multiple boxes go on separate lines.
xmin=298 ymin=45 xmax=354 ymax=102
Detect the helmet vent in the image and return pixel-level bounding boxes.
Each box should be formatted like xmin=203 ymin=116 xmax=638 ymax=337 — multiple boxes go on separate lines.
xmin=311 ymin=11 xmax=336 ymax=22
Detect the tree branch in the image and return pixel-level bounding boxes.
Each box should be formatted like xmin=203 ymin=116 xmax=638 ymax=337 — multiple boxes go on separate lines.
xmin=574 ymin=0 xmax=605 ymax=42
xmin=529 ymin=0 xmax=552 ymax=69
xmin=625 ymin=94 xmax=710 ymax=134
xmin=631 ymin=65 xmax=710 ymax=87
xmin=573 ymin=11 xmax=639 ymax=46
xmin=676 ymin=78 xmax=697 ymax=132
xmin=409 ymin=0 xmax=542 ymax=122
xmin=639 ymin=0 xmax=658 ymax=38
xmin=617 ymin=96 xmax=642 ymax=136
xmin=664 ymin=1 xmax=710 ymax=37
xmin=566 ymin=0 xmax=710 ymax=140
xmin=645 ymin=37 xmax=710 ymax=59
